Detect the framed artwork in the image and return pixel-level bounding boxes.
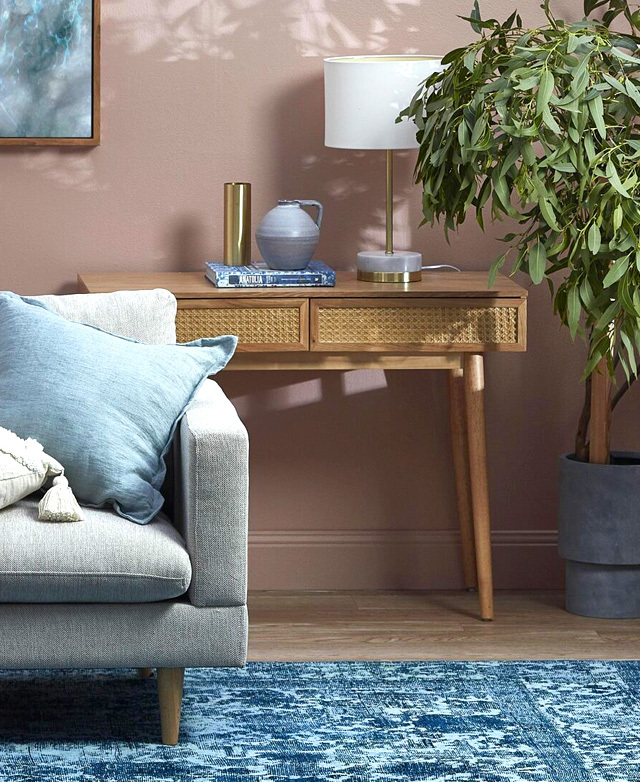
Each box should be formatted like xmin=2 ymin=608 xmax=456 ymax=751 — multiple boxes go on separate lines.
xmin=0 ymin=0 xmax=100 ymax=146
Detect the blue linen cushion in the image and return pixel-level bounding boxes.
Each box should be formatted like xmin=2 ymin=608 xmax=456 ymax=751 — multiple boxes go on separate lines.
xmin=0 ymin=292 xmax=237 ymax=524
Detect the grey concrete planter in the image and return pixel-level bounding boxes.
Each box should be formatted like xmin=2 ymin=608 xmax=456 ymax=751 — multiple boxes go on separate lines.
xmin=558 ymin=452 xmax=640 ymax=618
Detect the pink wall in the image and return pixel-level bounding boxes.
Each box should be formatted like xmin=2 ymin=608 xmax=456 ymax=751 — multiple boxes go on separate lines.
xmin=4 ymin=0 xmax=638 ymax=589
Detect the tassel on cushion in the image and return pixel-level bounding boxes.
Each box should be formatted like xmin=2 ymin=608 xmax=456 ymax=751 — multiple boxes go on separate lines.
xmin=39 ymin=475 xmax=84 ymax=523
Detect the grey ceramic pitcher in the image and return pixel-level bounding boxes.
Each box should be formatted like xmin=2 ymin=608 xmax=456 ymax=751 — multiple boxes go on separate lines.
xmin=256 ymin=200 xmax=323 ymax=270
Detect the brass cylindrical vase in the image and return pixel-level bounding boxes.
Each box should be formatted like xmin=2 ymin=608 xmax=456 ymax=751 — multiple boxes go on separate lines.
xmin=224 ymin=182 xmax=251 ymax=265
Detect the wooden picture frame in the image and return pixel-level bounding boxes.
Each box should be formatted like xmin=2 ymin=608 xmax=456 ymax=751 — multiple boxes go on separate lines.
xmin=0 ymin=0 xmax=100 ymax=146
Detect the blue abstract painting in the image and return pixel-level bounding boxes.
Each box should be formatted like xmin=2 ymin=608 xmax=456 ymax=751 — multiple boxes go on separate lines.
xmin=0 ymin=0 xmax=96 ymax=141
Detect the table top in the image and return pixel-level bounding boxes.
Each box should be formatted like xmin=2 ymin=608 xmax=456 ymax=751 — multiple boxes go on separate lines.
xmin=78 ymin=271 xmax=528 ymax=300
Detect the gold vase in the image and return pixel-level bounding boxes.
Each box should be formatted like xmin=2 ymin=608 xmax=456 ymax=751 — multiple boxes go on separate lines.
xmin=223 ymin=182 xmax=251 ymax=265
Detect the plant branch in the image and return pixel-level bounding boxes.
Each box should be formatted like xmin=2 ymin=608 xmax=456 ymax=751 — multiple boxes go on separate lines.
xmin=575 ymin=372 xmax=592 ymax=461
xmin=611 ymin=372 xmax=638 ymax=409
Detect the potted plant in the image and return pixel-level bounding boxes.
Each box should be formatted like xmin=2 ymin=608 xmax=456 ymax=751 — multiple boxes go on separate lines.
xmin=402 ymin=0 xmax=640 ymax=617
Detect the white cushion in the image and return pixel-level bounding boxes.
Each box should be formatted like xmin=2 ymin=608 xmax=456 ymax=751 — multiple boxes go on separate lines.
xmin=0 ymin=428 xmax=62 ymax=512
xmin=33 ymin=289 xmax=177 ymax=344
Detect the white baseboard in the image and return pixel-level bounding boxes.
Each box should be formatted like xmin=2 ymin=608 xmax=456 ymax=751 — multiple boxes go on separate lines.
xmin=248 ymin=528 xmax=561 ymax=590
xmin=249 ymin=529 xmax=557 ymax=546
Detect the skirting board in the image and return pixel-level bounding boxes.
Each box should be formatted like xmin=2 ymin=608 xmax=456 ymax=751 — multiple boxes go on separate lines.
xmin=248 ymin=529 xmax=562 ymax=590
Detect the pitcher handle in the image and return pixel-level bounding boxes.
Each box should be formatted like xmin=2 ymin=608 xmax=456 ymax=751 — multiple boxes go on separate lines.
xmin=298 ymin=200 xmax=323 ymax=229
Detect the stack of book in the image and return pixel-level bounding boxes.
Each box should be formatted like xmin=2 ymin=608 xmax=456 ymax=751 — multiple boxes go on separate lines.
xmin=205 ymin=261 xmax=335 ymax=288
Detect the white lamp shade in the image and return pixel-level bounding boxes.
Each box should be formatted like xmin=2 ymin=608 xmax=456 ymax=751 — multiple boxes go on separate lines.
xmin=324 ymin=55 xmax=442 ymax=150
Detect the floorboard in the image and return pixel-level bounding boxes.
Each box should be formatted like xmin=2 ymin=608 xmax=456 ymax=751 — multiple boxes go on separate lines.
xmin=247 ymin=590 xmax=640 ymax=661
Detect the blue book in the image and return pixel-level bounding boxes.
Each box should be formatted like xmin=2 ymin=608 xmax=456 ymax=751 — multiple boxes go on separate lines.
xmin=205 ymin=261 xmax=335 ymax=288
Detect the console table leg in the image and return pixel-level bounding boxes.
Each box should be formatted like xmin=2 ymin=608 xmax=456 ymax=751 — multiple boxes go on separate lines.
xmin=447 ymin=366 xmax=477 ymax=590
xmin=463 ymin=354 xmax=494 ymax=621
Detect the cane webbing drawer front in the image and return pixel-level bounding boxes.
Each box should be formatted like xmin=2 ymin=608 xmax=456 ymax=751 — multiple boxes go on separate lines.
xmin=311 ymin=298 xmax=525 ymax=352
xmin=176 ymin=299 xmax=308 ymax=351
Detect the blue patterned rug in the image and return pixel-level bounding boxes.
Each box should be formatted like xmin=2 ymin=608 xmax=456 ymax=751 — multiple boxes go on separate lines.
xmin=0 ymin=661 xmax=639 ymax=781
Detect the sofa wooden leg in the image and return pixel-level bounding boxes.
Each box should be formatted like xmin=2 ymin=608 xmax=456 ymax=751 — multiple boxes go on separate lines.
xmin=157 ymin=668 xmax=184 ymax=745
xmin=137 ymin=668 xmax=153 ymax=678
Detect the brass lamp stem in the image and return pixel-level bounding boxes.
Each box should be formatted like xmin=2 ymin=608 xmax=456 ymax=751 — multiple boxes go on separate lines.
xmin=385 ymin=149 xmax=393 ymax=255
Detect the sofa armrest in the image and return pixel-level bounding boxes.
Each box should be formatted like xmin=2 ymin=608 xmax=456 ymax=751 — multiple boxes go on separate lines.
xmin=174 ymin=379 xmax=248 ymax=608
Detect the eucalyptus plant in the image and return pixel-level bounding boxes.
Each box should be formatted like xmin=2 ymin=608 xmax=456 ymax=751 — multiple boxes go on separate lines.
xmin=401 ymin=0 xmax=640 ymax=460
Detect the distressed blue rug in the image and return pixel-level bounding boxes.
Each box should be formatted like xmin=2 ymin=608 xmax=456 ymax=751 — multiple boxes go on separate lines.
xmin=0 ymin=661 xmax=639 ymax=781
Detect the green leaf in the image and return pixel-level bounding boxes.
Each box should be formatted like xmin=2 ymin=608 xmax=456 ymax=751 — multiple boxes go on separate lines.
xmin=602 ymin=73 xmax=627 ymax=95
xmin=567 ymin=284 xmax=581 ymax=339
xmin=522 ymin=143 xmax=536 ymax=165
xmin=582 ymin=332 xmax=612 ymax=380
xmin=492 ymin=169 xmax=513 ymax=213
xmin=458 ymin=14 xmax=496 ymax=30
xmin=588 ymin=94 xmax=606 ymax=139
xmin=571 ymin=56 xmax=590 ymax=96
xmin=614 ymin=204 xmax=623 ymax=231
xmin=602 ymin=255 xmax=630 ymax=287
xmin=580 ymin=277 xmax=595 ymax=309
xmin=612 ymin=47 xmax=640 ymax=65
xmin=471 ymin=116 xmax=485 ymax=145
xmin=529 ymin=239 xmax=547 ymax=284
xmin=539 ymin=198 xmax=561 ymax=231
xmin=607 ymin=160 xmax=632 ymax=198
xmin=458 ymin=120 xmax=469 ymax=148
xmin=468 ymin=0 xmax=482 ymax=33
xmin=588 ymin=222 xmax=601 ymax=254
xmin=516 ymin=76 xmax=540 ymax=91
xmin=584 ymin=133 xmax=596 ymax=163
xmin=488 ymin=251 xmax=508 ymax=288
xmin=584 ymin=0 xmax=607 ymax=14
xmin=464 ymin=50 xmax=476 ymax=72
xmin=500 ymin=143 xmax=522 ymax=176
xmin=594 ymin=300 xmax=619 ymax=332
xmin=542 ymin=106 xmax=561 ymax=133
xmin=440 ymin=47 xmax=466 ymax=65
xmin=620 ymin=329 xmax=638 ymax=378
xmin=625 ymin=78 xmax=640 ymax=110
xmin=537 ymin=71 xmax=555 ymax=116
xmin=619 ymin=273 xmax=637 ymax=316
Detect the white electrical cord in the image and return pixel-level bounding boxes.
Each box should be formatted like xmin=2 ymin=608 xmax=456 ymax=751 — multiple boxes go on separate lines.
xmin=422 ymin=264 xmax=461 ymax=272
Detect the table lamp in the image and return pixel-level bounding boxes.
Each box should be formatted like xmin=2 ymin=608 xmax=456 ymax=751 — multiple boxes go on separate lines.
xmin=324 ymin=55 xmax=442 ymax=283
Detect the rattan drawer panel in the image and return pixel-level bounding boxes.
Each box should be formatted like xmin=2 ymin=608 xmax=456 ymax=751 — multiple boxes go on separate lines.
xmin=176 ymin=299 xmax=308 ymax=351
xmin=311 ymin=299 xmax=525 ymax=352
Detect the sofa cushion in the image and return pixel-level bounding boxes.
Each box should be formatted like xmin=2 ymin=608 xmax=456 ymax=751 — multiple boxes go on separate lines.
xmin=0 ymin=292 xmax=237 ymax=523
xmin=33 ymin=289 xmax=178 ymax=344
xmin=0 ymin=498 xmax=192 ymax=603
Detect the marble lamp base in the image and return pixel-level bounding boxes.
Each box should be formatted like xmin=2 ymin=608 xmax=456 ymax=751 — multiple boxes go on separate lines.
xmin=357 ymin=250 xmax=423 ymax=283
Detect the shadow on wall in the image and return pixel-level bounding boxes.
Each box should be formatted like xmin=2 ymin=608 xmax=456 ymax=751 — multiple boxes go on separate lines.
xmin=103 ymin=0 xmax=427 ymax=63
xmin=165 ymin=215 xmax=210 ymax=270
xmin=270 ymin=73 xmax=420 ymax=269
xmin=219 ymin=367 xmax=456 ymax=537
xmin=0 ymin=147 xmax=102 ymax=192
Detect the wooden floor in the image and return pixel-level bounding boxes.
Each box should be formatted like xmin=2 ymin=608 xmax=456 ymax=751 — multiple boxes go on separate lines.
xmin=248 ymin=590 xmax=640 ymax=661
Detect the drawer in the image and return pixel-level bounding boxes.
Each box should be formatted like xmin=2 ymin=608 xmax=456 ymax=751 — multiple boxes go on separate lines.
xmin=311 ymin=298 xmax=526 ymax=352
xmin=176 ymin=299 xmax=309 ymax=352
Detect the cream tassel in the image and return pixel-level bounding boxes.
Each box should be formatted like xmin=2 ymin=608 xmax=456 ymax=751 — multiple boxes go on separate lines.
xmin=39 ymin=475 xmax=84 ymax=523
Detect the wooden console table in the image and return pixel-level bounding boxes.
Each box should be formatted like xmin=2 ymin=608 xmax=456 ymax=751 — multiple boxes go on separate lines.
xmin=78 ymin=271 xmax=528 ymax=620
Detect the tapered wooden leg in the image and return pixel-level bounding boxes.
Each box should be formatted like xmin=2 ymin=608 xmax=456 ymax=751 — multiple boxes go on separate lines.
xmin=448 ymin=365 xmax=478 ymax=590
xmin=463 ymin=354 xmax=494 ymax=621
xmin=137 ymin=668 xmax=153 ymax=678
xmin=157 ymin=667 xmax=184 ymax=745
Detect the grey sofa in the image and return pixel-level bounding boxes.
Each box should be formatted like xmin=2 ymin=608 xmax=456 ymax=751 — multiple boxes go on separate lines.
xmin=0 ymin=289 xmax=249 ymax=744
